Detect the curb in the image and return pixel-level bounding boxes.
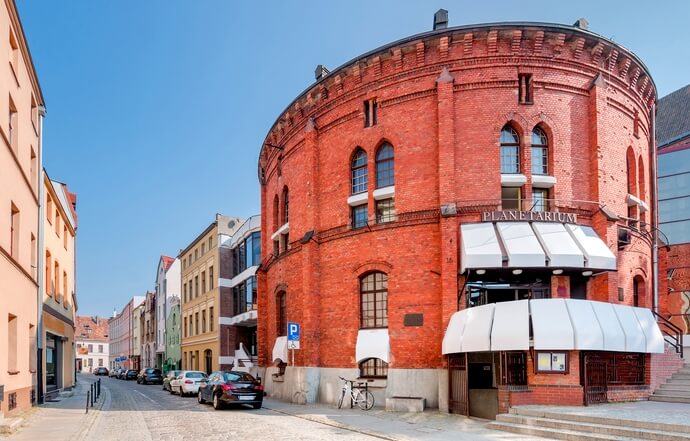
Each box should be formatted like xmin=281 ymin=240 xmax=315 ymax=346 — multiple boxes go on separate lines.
xmin=73 ymin=382 xmax=108 ymax=441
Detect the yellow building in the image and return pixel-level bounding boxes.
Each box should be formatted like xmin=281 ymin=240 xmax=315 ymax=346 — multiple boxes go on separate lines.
xmin=42 ymin=175 xmax=77 ymax=399
xmin=179 ymin=215 xmax=240 ymax=373
xmin=0 ymin=0 xmax=46 ymax=417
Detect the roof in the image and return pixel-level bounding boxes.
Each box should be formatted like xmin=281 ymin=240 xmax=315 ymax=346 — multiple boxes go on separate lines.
xmin=75 ymin=316 xmax=109 ymax=342
xmin=50 ymin=179 xmax=78 ymax=230
xmin=161 ymin=256 xmax=175 ymax=272
xmin=657 ymin=84 xmax=690 ymax=148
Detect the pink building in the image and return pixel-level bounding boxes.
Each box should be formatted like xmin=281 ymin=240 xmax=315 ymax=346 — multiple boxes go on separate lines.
xmin=108 ymin=296 xmax=144 ymax=370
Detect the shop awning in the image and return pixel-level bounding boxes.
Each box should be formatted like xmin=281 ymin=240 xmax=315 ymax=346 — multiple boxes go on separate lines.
xmin=442 ymin=299 xmax=664 ymax=355
xmin=356 ymin=329 xmax=390 ymax=363
xmin=491 ymin=300 xmax=529 ymax=351
xmin=272 ymin=336 xmax=288 ymax=363
xmin=496 ymin=222 xmax=545 ymax=267
xmin=565 ymin=224 xmax=616 ymax=270
xmin=532 ymin=223 xmax=585 ymax=268
xmin=531 ymin=299 xmax=575 ymax=350
xmin=460 ymin=223 xmax=503 ymax=273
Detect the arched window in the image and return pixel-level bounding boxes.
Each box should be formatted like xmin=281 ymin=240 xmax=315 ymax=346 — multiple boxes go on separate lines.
xmin=360 ymin=272 xmax=388 ymax=329
xmin=500 ymin=125 xmax=520 ymax=174
xmin=273 ymin=195 xmax=279 ymax=229
xmin=531 ymin=127 xmax=548 ymax=175
xmin=276 ymin=291 xmax=287 ymax=336
xmin=375 ymin=143 xmax=394 ymax=188
xmin=626 ymin=147 xmax=638 ymax=221
xmin=359 ymin=358 xmax=389 ymax=379
xmin=282 ymin=187 xmax=289 ymax=224
xmin=351 ymin=149 xmax=368 ymax=194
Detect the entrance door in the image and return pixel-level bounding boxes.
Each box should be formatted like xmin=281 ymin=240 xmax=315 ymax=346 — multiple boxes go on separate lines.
xmin=583 ymin=353 xmax=607 ymax=405
xmin=45 ymin=335 xmax=59 ymax=391
xmin=448 ymin=354 xmax=468 ymax=415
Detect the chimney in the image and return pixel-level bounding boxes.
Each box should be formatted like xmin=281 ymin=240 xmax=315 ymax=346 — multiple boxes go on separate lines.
xmin=573 ymin=18 xmax=589 ymax=30
xmin=315 ymin=64 xmax=330 ymax=81
xmin=433 ymin=9 xmax=448 ymax=30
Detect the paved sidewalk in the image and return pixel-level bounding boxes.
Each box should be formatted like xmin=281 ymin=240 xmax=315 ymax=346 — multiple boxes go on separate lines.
xmin=262 ymin=399 xmax=550 ymax=440
xmin=3 ymin=374 xmax=105 ymax=440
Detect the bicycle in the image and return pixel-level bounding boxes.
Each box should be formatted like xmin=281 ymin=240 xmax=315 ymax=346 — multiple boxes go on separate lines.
xmin=337 ymin=376 xmax=374 ymax=410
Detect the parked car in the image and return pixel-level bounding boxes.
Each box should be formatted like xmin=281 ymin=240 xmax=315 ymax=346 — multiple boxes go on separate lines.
xmin=169 ymin=371 xmax=207 ymax=396
xmin=137 ymin=368 xmax=163 ymax=385
xmin=163 ymin=370 xmax=181 ymax=391
xmin=124 ymin=369 xmax=138 ymax=380
xmin=118 ymin=369 xmax=129 ymax=379
xmin=197 ymin=371 xmax=263 ymax=410
xmin=109 ymin=368 xmax=120 ymax=378
xmin=94 ymin=367 xmax=109 ymax=376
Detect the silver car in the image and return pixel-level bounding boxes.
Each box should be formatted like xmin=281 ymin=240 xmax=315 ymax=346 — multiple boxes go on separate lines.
xmin=170 ymin=371 xmax=207 ymax=396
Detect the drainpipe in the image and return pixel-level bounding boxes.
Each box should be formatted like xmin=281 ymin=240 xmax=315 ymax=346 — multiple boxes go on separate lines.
xmin=651 ymin=102 xmax=659 ymax=314
xmin=36 ymin=105 xmax=46 ymax=405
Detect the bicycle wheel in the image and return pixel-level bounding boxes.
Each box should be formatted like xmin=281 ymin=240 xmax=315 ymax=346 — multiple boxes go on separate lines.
xmin=337 ymin=389 xmax=346 ymax=409
xmin=356 ymin=390 xmax=374 ymax=410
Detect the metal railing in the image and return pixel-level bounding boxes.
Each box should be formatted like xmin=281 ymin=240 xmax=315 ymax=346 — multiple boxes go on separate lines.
xmin=653 ymin=311 xmax=684 ymax=358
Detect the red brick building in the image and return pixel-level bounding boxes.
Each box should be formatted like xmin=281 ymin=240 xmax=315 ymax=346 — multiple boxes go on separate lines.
xmin=256 ymin=14 xmax=684 ymax=416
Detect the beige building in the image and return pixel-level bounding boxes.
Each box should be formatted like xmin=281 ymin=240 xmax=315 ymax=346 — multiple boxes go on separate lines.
xmin=41 ymin=175 xmax=77 ymax=399
xmin=131 ymin=300 xmax=144 ymax=370
xmin=180 ymin=215 xmax=241 ymax=374
xmin=0 ymin=0 xmax=46 ymax=416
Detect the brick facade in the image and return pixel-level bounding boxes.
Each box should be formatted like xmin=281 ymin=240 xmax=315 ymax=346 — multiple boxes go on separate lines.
xmin=257 ymin=20 xmax=675 ymax=411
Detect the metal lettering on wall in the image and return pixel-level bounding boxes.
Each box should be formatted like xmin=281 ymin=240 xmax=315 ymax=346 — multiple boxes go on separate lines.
xmin=482 ymin=211 xmax=577 ymax=224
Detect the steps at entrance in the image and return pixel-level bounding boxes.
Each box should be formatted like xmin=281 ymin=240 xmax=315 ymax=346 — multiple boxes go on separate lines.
xmin=650 ymin=361 xmax=690 ymax=404
xmin=487 ymin=408 xmax=690 ymax=441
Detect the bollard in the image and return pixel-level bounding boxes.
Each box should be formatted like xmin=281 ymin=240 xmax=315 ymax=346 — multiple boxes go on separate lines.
xmin=98 ymin=378 xmax=101 ymax=399
xmin=85 ymin=390 xmax=90 ymax=414
xmin=90 ymin=384 xmax=94 ymax=407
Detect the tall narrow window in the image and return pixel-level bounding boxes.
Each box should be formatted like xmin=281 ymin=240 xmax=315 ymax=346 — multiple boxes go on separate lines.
xmin=30 ymin=233 xmax=36 ymax=278
xmin=195 ymin=312 xmax=199 ymax=335
xmin=184 ymin=317 xmax=187 ymax=338
xmin=502 ymin=187 xmax=522 ymax=210
xmin=10 ymin=202 xmax=19 ymax=259
xmin=352 ymin=204 xmax=368 ymax=229
xmin=351 ymin=149 xmax=368 ymax=194
xmin=30 ymin=148 xmax=37 ymax=192
xmin=532 ymin=189 xmax=548 ymax=212
xmin=518 ymin=73 xmax=533 ymax=104
xmin=375 ymin=143 xmax=394 ymax=188
xmin=8 ymin=314 xmax=17 ymax=373
xmin=209 ymin=266 xmax=214 ymax=290
xmin=183 ymin=282 xmax=187 ymax=303
xmin=282 ymin=187 xmax=289 ymax=224
xmin=208 ymin=236 xmax=213 ymax=250
xmin=500 ymin=125 xmax=520 ymax=174
xmin=201 ymin=271 xmax=206 ymax=293
xmin=202 ymin=310 xmax=206 ymax=333
xmin=360 ymin=272 xmax=388 ymax=329
xmin=195 ymin=275 xmax=199 ymax=297
xmin=277 ymin=291 xmax=287 ymax=336
xmin=31 ymin=95 xmax=38 ymax=129
xmin=273 ymin=195 xmax=279 ymax=230
xmin=45 ymin=251 xmax=52 ymax=295
xmin=63 ymin=225 xmax=68 ymax=249
xmin=364 ymin=98 xmax=377 ymax=127
xmin=63 ymin=271 xmax=68 ymax=307
xmin=531 ymin=127 xmax=548 ymax=175
xmin=376 ymin=199 xmax=395 ymax=223
xmin=54 ymin=261 xmax=60 ymax=302
xmin=209 ymin=306 xmax=214 ymax=332
xmin=8 ymin=96 xmax=17 ymax=152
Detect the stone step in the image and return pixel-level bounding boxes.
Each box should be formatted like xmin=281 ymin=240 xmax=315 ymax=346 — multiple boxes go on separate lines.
xmin=495 ymin=413 xmax=690 ymax=441
xmin=670 ymin=373 xmax=690 ymax=380
xmin=510 ymin=407 xmax=690 ymax=434
xmin=653 ymin=389 xmax=690 ymax=398
xmin=649 ymin=395 xmax=690 ymax=404
xmin=657 ymin=385 xmax=690 ymax=392
xmin=488 ymin=421 xmax=633 ymax=441
xmin=663 ymin=378 xmax=690 ymax=385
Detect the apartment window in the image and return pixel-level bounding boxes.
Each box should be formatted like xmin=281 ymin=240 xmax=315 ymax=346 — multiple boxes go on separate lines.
xmin=280 ymin=232 xmax=289 ymax=254
xmin=209 ymin=266 xmax=214 ymax=290
xmin=9 ymin=30 xmax=18 ymax=75
xmin=518 ymin=73 xmax=533 ymax=104
xmin=63 ymin=225 xmax=68 ymax=249
xmin=98 ymin=344 xmax=103 ymax=353
xmin=500 ymin=125 xmax=520 ymax=174
xmin=195 ymin=276 xmax=199 ymax=297
xmin=63 ymin=271 xmax=68 ymax=307
xmin=201 ymin=271 xmax=206 ymax=293
xmin=183 ymin=282 xmax=187 ymax=303
xmin=375 ymin=143 xmax=394 ymax=188
xmin=45 ymin=251 xmax=51 ymax=295
xmin=364 ymin=98 xmax=377 ymax=127
xmin=208 ymin=236 xmax=213 ymax=250
xmin=30 ymin=148 xmax=37 ymax=191
xmin=273 ymin=195 xmax=279 ymax=231
xmin=8 ymin=314 xmax=18 ymax=373
xmin=202 ymin=310 xmax=206 ymax=333
xmin=531 ymin=127 xmax=548 ymax=175
xmin=501 ymin=187 xmax=522 ymax=210
xmin=54 ymin=261 xmax=60 ymax=302
xmin=98 ymin=359 xmax=104 ymax=367
xmin=360 ymin=272 xmax=388 ymax=329
xmin=46 ymin=195 xmax=53 ymax=224
xmin=277 ymin=291 xmax=287 ymax=336
xmin=194 ymin=249 xmax=198 ymax=260
xmin=251 ymin=232 xmax=261 ymax=266
xmin=351 ymin=149 xmax=368 ymax=194
xmin=282 ymin=187 xmax=289 ymax=224
xmin=30 ymin=233 xmax=36 ymax=278
xmin=31 ymin=95 xmax=38 ymax=129
xmin=10 ymin=202 xmax=19 ymax=259
xmin=184 ymin=317 xmax=187 ymax=337
xmin=359 ymin=358 xmax=388 ymax=379
xmin=376 ymin=199 xmax=395 ymax=224
xmin=209 ymin=306 xmax=214 ymax=332
xmin=532 ymin=189 xmax=548 ymax=212
xmin=88 ymin=344 xmax=93 ymax=352
xmin=55 ymin=210 xmax=60 ymax=236
xmin=352 ymin=204 xmax=368 ymax=229
xmin=8 ymin=96 xmax=17 ymax=152
xmin=201 ymin=243 xmax=205 ymax=255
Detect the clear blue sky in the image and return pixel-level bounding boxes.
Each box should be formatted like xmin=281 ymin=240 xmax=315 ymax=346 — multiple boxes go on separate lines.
xmin=17 ymin=1 xmax=690 ymax=318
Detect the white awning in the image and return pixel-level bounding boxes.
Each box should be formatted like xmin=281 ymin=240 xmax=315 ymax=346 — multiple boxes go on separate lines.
xmin=589 ymin=301 xmax=626 ymax=351
xmin=461 ymin=304 xmax=495 ymax=352
xmin=533 ymin=223 xmax=585 ymax=268
xmin=272 ymin=336 xmax=288 ymax=363
xmin=566 ymin=224 xmax=616 ymax=270
xmin=564 ymin=299 xmax=604 ymax=350
xmin=496 ymin=222 xmax=545 ymax=267
xmin=632 ymin=307 xmax=665 ymax=353
xmin=491 ymin=300 xmax=529 ymax=351
xmin=613 ymin=304 xmax=647 ymax=353
xmin=442 ymin=309 xmax=469 ymax=354
xmin=460 ymin=223 xmax=503 ymax=273
xmin=531 ymin=299 xmax=575 ymax=349
xmin=356 ymin=329 xmax=390 ymax=363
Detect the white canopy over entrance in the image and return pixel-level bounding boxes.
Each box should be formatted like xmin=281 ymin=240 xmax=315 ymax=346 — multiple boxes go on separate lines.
xmin=442 ymin=299 xmax=664 ymax=354
xmin=272 ymin=336 xmax=288 ymax=363
xmin=356 ymin=329 xmax=390 ymax=363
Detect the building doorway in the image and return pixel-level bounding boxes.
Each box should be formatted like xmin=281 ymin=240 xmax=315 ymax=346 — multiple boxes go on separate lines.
xmin=204 ymin=349 xmax=212 ymax=374
xmin=582 ymin=353 xmax=608 ymax=405
xmin=448 ymin=354 xmax=468 ymax=415
xmin=45 ymin=334 xmax=61 ymax=391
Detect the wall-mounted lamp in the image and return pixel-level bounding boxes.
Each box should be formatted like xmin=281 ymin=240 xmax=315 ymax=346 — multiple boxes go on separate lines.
xmin=552 ymin=269 xmax=563 ymax=275
xmin=512 ymin=269 xmax=523 ymax=275
xmin=476 ymin=269 xmax=486 ymax=275
xmin=582 ymin=270 xmax=593 ymax=277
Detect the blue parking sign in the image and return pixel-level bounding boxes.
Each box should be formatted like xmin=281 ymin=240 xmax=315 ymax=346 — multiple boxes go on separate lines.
xmin=287 ymin=322 xmax=300 ymax=341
